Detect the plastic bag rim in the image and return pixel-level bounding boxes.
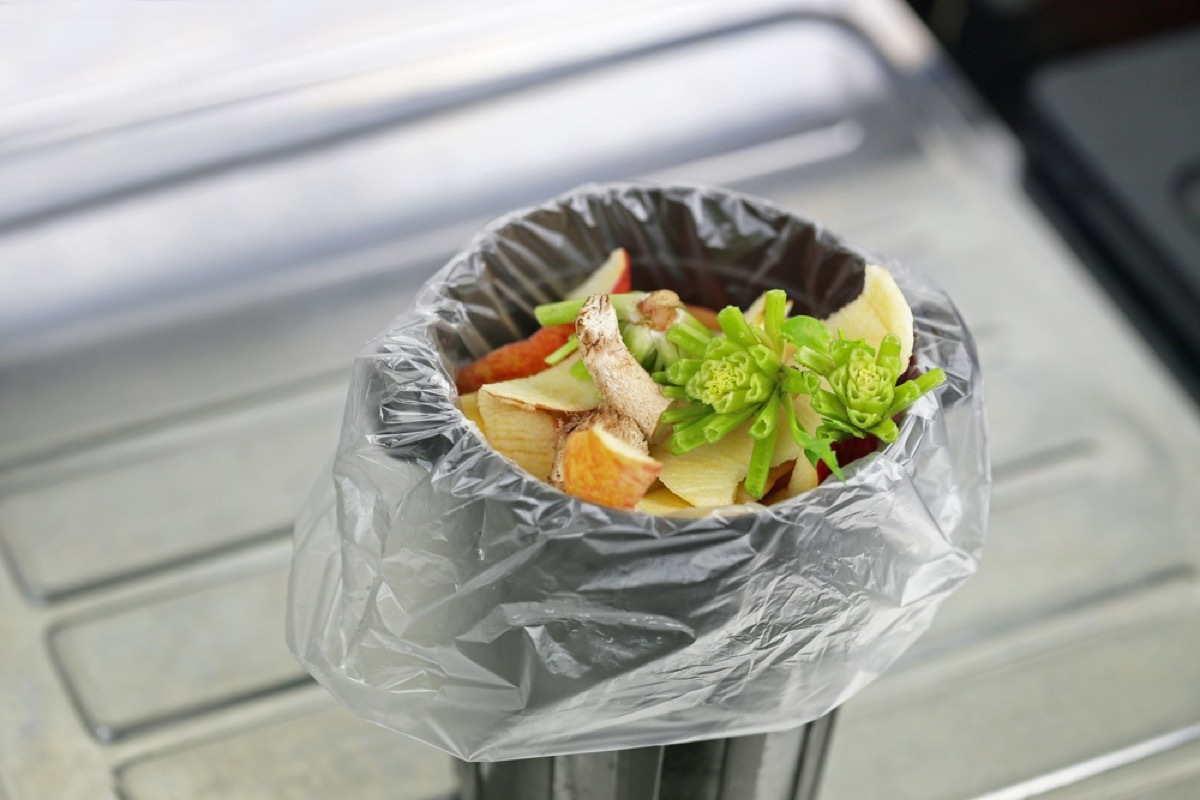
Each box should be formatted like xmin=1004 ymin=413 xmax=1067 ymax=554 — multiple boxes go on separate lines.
xmin=368 ymin=180 xmax=952 ymax=529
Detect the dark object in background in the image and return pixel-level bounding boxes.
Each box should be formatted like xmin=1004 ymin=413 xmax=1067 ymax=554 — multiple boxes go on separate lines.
xmin=905 ymin=0 xmax=1200 ymax=122
xmin=905 ymin=0 xmax=1200 ymax=395
xmin=1022 ymin=29 xmax=1200 ymax=397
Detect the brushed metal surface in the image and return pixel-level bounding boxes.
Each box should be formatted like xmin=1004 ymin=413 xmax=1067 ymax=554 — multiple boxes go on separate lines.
xmin=0 ymin=2 xmax=1197 ymax=799
xmin=49 ymin=568 xmax=307 ymax=741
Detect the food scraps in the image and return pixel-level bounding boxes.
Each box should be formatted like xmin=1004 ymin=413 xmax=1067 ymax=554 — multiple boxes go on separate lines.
xmin=459 ymin=250 xmax=944 ymax=511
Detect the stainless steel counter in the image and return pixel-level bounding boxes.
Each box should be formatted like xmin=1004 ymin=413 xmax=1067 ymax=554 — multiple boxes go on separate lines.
xmin=2 ymin=2 xmax=1198 ymax=798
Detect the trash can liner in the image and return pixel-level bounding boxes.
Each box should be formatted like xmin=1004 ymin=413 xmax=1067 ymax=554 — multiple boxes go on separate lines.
xmin=286 ymin=183 xmax=989 ymax=762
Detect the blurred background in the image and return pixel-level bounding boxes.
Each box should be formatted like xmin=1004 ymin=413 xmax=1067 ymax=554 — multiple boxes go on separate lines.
xmin=1 ymin=2 xmax=1199 ymax=799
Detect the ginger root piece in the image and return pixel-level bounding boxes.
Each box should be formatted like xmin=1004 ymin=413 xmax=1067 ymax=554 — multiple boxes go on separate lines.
xmin=575 ymin=294 xmax=672 ymax=441
xmin=549 ymin=293 xmax=672 ymax=506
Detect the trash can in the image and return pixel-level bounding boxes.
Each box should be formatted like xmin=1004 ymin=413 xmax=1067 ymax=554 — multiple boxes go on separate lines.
xmin=456 ymin=711 xmax=836 ymax=800
xmin=287 ymin=184 xmax=987 ymax=776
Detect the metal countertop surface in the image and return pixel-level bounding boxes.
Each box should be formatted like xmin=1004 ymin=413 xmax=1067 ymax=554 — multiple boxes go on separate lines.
xmin=2 ymin=2 xmax=1199 ymax=798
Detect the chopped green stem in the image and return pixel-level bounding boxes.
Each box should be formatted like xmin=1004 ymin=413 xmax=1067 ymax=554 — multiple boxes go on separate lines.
xmin=678 ymin=313 xmax=714 ymax=338
xmin=744 ymin=427 xmax=778 ymax=500
xmin=884 ymin=368 xmax=945 ymax=417
xmin=716 ymin=306 xmax=761 ymax=348
xmin=831 ymin=337 xmax=873 ymax=360
xmin=661 ymin=404 xmax=711 ymax=424
xmin=793 ymin=345 xmax=836 ymax=376
xmin=674 ymin=411 xmax=714 ymax=433
xmin=848 ymin=408 xmax=878 ymax=430
xmin=535 ymin=298 xmax=586 ymax=327
xmin=782 ymin=396 xmax=801 ymax=441
xmin=763 ymin=290 xmax=787 ymax=345
xmin=703 ymin=406 xmax=757 ymax=443
xmin=748 ymin=390 xmax=780 ymax=440
xmin=661 ymin=385 xmax=689 ymax=400
xmin=570 ymin=359 xmax=591 ymax=381
xmin=809 ymin=389 xmax=848 ymax=421
xmin=712 ymin=389 xmax=752 ymax=415
xmin=914 ymin=367 xmax=946 ymax=393
xmin=781 ymin=366 xmax=819 ymax=395
xmin=667 ymin=324 xmax=713 ymax=358
xmin=748 ymin=344 xmax=782 ymax=376
xmin=784 ymin=398 xmax=842 ymax=479
xmin=704 ymin=336 xmax=741 ymax=360
xmin=876 ymin=334 xmax=902 ymax=371
xmin=819 ymin=417 xmax=862 ymax=440
xmin=670 ymin=414 xmax=719 ymax=455
xmin=868 ymin=418 xmax=899 ymax=443
xmin=888 ymin=381 xmax=921 ymax=413
xmin=747 ymin=372 xmax=773 ymax=402
xmin=623 ymin=325 xmax=660 ymax=367
xmin=665 ymin=359 xmax=702 ymax=385
xmin=544 ymin=335 xmax=579 ymax=365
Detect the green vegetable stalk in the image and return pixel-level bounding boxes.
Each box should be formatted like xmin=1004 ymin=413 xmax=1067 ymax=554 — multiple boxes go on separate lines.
xmin=782 ymin=317 xmax=945 ymax=444
xmin=538 ymin=285 xmax=947 ymax=502
xmin=660 ymin=290 xmax=946 ymax=499
xmin=656 ymin=290 xmax=841 ymax=499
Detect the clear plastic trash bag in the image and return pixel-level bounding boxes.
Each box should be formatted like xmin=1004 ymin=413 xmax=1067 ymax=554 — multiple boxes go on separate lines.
xmin=286 ymin=183 xmax=989 ymax=762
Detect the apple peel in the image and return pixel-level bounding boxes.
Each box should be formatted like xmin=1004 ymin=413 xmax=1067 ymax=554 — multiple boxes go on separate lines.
xmin=560 ymin=424 xmax=663 ymax=509
xmin=455 ymin=249 xmax=631 ymax=393
xmin=479 ymin=355 xmax=601 ymax=413
xmin=476 ymin=390 xmax=560 ymax=480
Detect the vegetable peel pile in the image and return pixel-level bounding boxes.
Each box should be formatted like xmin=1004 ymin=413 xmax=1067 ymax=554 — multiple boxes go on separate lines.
xmin=456 ymin=249 xmax=945 ymax=512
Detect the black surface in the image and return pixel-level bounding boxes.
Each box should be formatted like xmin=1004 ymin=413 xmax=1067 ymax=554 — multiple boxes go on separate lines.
xmin=1023 ymin=27 xmax=1200 ymax=384
xmin=905 ymin=0 xmax=1200 ymax=122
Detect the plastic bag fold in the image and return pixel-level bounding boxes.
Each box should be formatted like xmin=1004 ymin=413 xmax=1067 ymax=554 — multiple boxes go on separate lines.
xmin=287 ymin=183 xmax=989 ymax=762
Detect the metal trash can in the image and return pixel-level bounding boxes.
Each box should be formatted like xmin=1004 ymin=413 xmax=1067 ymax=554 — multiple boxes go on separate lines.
xmin=456 ymin=711 xmax=836 ymax=800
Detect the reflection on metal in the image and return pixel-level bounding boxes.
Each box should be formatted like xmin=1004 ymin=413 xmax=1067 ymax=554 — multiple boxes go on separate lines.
xmin=457 ymin=715 xmax=834 ymax=800
xmin=970 ymin=722 xmax=1200 ymax=800
xmin=646 ymin=121 xmax=865 ymax=187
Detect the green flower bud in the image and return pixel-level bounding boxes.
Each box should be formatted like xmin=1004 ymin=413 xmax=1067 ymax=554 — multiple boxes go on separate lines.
xmin=830 ymin=347 xmax=897 ymax=430
xmin=685 ymin=347 xmax=777 ymax=414
xmin=655 ymin=287 xmax=947 ymax=492
xmin=804 ymin=334 xmax=943 ymax=444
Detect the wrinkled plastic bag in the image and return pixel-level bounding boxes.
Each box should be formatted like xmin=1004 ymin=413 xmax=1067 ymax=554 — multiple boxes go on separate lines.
xmin=287 ymin=183 xmax=989 ymax=762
